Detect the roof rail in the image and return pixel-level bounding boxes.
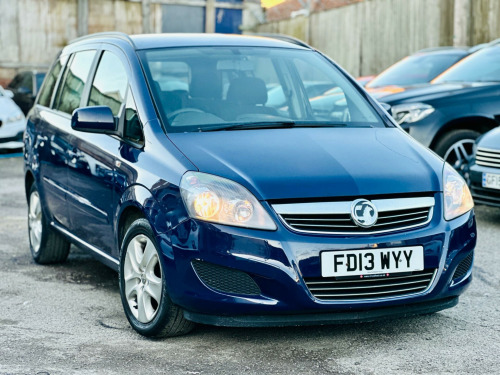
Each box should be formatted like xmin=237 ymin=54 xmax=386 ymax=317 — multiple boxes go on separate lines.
xmin=69 ymin=32 xmax=136 ymax=48
xmin=247 ymin=33 xmax=312 ymax=49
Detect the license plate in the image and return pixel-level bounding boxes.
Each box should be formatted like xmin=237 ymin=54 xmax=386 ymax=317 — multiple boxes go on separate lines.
xmin=482 ymin=172 xmax=500 ymax=190
xmin=321 ymin=246 xmax=424 ymax=277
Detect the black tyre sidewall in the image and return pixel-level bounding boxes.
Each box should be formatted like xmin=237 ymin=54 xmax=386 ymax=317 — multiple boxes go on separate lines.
xmin=28 ymin=184 xmax=50 ymax=262
xmin=119 ymin=218 xmax=173 ymax=337
xmin=434 ymin=129 xmax=481 ymax=158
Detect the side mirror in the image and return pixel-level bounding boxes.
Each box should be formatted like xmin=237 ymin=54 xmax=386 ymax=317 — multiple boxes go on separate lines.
xmin=71 ymin=106 xmax=117 ymax=134
xmin=4 ymin=89 xmax=14 ymax=99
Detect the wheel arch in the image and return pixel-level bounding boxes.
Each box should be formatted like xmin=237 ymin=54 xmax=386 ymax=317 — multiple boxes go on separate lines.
xmin=114 ymin=184 xmax=165 ymax=251
xmin=25 ymin=170 xmax=35 ymax=202
xmin=429 ymin=116 xmax=498 ymax=150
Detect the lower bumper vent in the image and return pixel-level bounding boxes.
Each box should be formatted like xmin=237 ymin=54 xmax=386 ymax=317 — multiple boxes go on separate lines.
xmin=470 ymin=185 xmax=500 ymax=207
xmin=305 ymin=269 xmax=436 ymax=301
xmin=453 ymin=252 xmax=473 ymax=280
xmin=192 ymin=260 xmax=261 ymax=296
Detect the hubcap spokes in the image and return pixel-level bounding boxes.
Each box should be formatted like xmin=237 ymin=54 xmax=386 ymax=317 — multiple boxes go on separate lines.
xmin=28 ymin=192 xmax=42 ymax=253
xmin=444 ymin=139 xmax=475 ymax=180
xmin=124 ymin=234 xmax=162 ymax=323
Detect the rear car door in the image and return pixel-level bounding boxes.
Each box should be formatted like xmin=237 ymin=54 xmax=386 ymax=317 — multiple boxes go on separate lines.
xmin=35 ymin=51 xmax=96 ymax=229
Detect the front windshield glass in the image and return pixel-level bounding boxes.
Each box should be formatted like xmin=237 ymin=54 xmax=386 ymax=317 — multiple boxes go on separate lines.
xmin=367 ymin=52 xmax=465 ymax=88
xmin=433 ymin=45 xmax=500 ymax=83
xmin=139 ymin=47 xmax=385 ymax=132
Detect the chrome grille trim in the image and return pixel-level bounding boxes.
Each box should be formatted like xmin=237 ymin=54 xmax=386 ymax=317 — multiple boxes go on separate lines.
xmin=476 ymin=147 xmax=500 ymax=169
xmin=305 ymin=269 xmax=436 ymax=301
xmin=273 ymin=197 xmax=435 ymax=235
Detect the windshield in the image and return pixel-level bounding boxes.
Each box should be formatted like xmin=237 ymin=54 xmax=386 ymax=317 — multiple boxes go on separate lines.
xmin=139 ymin=47 xmax=385 ymax=132
xmin=367 ymin=52 xmax=466 ymax=88
xmin=433 ymin=45 xmax=500 ymax=83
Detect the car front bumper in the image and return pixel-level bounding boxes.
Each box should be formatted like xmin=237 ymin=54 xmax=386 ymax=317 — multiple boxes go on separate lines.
xmin=470 ymin=163 xmax=500 ymax=207
xmin=0 ymin=119 xmax=25 ymax=149
xmin=159 ymin=193 xmax=476 ymax=325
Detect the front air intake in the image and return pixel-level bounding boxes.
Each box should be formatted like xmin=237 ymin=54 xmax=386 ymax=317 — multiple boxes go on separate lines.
xmin=452 ymin=252 xmax=473 ymax=281
xmin=192 ymin=260 xmax=261 ymax=296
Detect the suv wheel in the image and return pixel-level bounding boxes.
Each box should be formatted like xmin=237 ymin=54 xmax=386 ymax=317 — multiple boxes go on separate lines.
xmin=119 ymin=218 xmax=195 ymax=337
xmin=434 ymin=129 xmax=480 ymax=181
xmin=28 ymin=184 xmax=70 ymax=264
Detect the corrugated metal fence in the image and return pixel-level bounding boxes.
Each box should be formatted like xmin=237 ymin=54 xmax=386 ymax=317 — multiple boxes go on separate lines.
xmin=254 ymin=0 xmax=500 ymax=76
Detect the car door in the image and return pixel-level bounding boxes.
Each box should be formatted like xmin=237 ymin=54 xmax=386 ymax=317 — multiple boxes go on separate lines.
xmin=35 ymin=51 xmax=96 ymax=229
xmin=66 ymin=50 xmax=129 ymax=255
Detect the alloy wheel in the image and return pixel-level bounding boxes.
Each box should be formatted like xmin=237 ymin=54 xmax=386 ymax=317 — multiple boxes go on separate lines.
xmin=28 ymin=191 xmax=43 ymax=254
xmin=123 ymin=234 xmax=163 ymax=323
xmin=443 ymin=138 xmax=475 ymax=181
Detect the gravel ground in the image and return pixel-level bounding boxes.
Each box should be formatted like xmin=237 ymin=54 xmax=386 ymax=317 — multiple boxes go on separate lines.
xmin=1 ymin=155 xmax=499 ymax=375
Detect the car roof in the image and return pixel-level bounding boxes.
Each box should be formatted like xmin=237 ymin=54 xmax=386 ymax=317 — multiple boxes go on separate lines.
xmin=412 ymin=47 xmax=470 ymax=56
xmin=70 ymin=32 xmax=309 ymax=51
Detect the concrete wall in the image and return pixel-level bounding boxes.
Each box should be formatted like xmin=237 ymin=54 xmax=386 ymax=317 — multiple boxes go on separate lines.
xmin=252 ymin=0 xmax=500 ymax=76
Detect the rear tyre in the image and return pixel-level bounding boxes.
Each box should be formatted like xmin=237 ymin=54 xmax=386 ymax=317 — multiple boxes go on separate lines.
xmin=119 ymin=218 xmax=195 ymax=338
xmin=433 ymin=129 xmax=480 ymax=181
xmin=27 ymin=184 xmax=70 ymax=264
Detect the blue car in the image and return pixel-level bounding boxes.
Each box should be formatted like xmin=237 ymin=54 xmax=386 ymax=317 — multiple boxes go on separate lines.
xmin=24 ymin=32 xmax=476 ymax=337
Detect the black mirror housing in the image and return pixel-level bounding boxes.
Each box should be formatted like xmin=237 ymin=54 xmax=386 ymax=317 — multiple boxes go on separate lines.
xmin=71 ymin=106 xmax=117 ymax=134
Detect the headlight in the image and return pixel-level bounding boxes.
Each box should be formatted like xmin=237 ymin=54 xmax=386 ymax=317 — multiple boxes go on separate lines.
xmin=5 ymin=113 xmax=24 ymax=123
xmin=180 ymin=171 xmax=276 ymax=230
xmin=443 ymin=163 xmax=474 ymax=221
xmin=390 ymin=103 xmax=434 ymax=124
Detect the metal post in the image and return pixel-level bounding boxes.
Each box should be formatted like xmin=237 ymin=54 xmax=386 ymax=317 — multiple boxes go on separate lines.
xmin=77 ymin=0 xmax=88 ymax=37
xmin=205 ymin=0 xmax=215 ymax=33
xmin=453 ymin=0 xmax=471 ymax=46
xmin=142 ymin=0 xmax=152 ymax=34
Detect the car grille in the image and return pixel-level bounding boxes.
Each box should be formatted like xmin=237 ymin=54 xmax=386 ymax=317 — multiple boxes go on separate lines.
xmin=452 ymin=252 xmax=473 ymax=281
xmin=304 ymin=269 xmax=436 ymax=301
xmin=476 ymin=147 xmax=500 ymax=169
xmin=273 ymin=196 xmax=435 ymax=235
xmin=470 ymin=185 xmax=500 ymax=207
xmin=191 ymin=259 xmax=261 ymax=296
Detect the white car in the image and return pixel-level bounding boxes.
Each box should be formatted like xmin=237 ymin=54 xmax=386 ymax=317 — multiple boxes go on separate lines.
xmin=0 ymin=85 xmax=25 ymax=149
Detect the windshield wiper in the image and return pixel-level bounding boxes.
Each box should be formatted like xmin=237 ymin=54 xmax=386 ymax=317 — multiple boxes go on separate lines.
xmin=199 ymin=121 xmax=347 ymax=132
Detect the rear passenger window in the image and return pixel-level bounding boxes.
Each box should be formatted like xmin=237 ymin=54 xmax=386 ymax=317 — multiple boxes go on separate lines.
xmin=38 ymin=55 xmax=68 ymax=107
xmin=88 ymin=51 xmax=128 ymax=116
xmin=55 ymin=50 xmax=96 ymax=115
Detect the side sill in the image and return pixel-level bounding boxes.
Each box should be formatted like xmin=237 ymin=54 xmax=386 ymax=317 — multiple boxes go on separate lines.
xmin=51 ymin=222 xmax=119 ymax=272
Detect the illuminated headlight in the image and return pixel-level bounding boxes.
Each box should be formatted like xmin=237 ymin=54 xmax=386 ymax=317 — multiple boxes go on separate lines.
xmin=5 ymin=113 xmax=24 ymax=123
xmin=180 ymin=171 xmax=276 ymax=230
xmin=391 ymin=103 xmax=434 ymax=125
xmin=443 ymin=163 xmax=474 ymax=221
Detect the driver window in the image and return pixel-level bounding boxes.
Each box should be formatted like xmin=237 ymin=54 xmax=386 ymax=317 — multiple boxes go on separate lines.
xmin=88 ymin=51 xmax=128 ymax=116
xmin=123 ymin=88 xmax=144 ymax=145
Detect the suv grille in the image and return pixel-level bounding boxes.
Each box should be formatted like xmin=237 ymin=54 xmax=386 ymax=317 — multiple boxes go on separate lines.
xmin=273 ymin=197 xmax=434 ymax=235
xmin=305 ymin=269 xmax=436 ymax=301
xmin=476 ymin=147 xmax=500 ymax=169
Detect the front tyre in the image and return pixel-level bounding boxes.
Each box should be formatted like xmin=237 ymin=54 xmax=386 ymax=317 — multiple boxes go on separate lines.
xmin=434 ymin=129 xmax=480 ymax=181
xmin=28 ymin=184 xmax=70 ymax=264
xmin=119 ymin=218 xmax=195 ymax=337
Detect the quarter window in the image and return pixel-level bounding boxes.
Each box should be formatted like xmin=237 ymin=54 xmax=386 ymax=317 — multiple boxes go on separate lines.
xmin=55 ymin=50 xmax=96 ymax=115
xmin=38 ymin=55 xmax=68 ymax=107
xmin=88 ymin=51 xmax=128 ymax=116
xmin=123 ymin=88 xmax=144 ymax=144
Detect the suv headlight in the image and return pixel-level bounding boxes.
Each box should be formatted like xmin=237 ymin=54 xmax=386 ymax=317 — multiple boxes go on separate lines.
xmin=391 ymin=103 xmax=434 ymax=125
xmin=180 ymin=171 xmax=276 ymax=230
xmin=443 ymin=163 xmax=474 ymax=221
